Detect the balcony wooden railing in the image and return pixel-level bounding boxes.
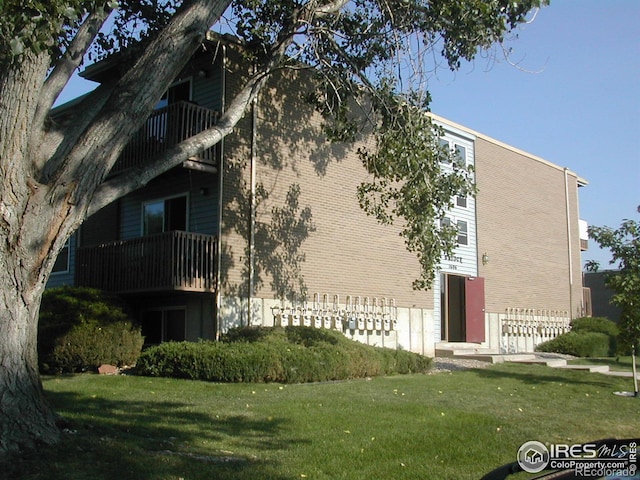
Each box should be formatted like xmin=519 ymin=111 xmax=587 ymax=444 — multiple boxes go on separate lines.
xmin=112 ymin=101 xmax=219 ymax=174
xmin=76 ymin=231 xmax=217 ymax=294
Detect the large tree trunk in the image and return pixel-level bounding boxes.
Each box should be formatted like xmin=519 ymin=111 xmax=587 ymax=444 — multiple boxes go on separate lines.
xmin=0 ymin=284 xmax=61 ymax=454
xmin=0 ymin=0 xmax=235 ymax=456
xmin=0 ymin=50 xmax=69 ymax=455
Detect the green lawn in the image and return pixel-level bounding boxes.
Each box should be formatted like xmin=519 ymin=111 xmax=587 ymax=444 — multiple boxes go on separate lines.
xmin=4 ymin=363 xmax=638 ymax=480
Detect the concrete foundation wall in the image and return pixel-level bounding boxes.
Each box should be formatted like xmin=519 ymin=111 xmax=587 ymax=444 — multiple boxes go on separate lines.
xmin=218 ymin=295 xmax=436 ymax=357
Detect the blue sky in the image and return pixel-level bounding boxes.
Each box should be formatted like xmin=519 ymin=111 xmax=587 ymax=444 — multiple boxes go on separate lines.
xmin=427 ymin=0 xmax=640 ymax=269
xmin=58 ymin=0 xmax=639 ymax=269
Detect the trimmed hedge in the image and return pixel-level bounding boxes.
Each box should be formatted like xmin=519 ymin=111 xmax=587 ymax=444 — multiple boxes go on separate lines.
xmin=570 ymin=317 xmax=619 ymax=356
xmin=535 ymin=331 xmax=610 ymax=358
xmin=136 ymin=326 xmax=432 ymax=383
xmin=536 ymin=317 xmax=621 ymax=358
xmin=570 ymin=317 xmax=619 ymax=336
xmin=39 ymin=286 xmax=144 ymax=373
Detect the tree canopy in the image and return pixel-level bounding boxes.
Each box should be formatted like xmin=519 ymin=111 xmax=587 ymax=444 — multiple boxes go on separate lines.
xmin=586 ymin=218 xmax=640 ymax=352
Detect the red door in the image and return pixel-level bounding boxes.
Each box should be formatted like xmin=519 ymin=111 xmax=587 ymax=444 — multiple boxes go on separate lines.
xmin=465 ymin=276 xmax=485 ymax=343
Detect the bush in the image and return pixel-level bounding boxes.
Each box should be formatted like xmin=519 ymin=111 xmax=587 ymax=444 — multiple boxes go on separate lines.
xmin=136 ymin=326 xmax=432 ymax=383
xmin=535 ymin=331 xmax=610 ymax=358
xmin=39 ymin=286 xmax=144 ymax=373
xmin=570 ymin=317 xmax=619 ymax=336
xmin=570 ymin=317 xmax=619 ymax=356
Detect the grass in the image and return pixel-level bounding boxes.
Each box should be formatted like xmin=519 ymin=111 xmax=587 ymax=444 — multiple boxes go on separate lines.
xmin=3 ymin=363 xmax=639 ymax=480
xmin=568 ymin=355 xmax=638 ymax=372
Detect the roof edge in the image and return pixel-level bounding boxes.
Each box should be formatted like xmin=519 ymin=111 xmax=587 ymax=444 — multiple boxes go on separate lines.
xmin=428 ymin=112 xmax=588 ymax=186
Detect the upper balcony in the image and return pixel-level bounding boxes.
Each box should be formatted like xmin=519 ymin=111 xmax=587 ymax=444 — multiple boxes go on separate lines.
xmin=112 ymin=101 xmax=219 ymax=175
xmin=75 ymin=230 xmax=217 ymax=294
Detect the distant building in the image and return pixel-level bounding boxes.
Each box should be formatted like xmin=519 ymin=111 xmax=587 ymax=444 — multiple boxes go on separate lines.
xmin=583 ymin=271 xmax=622 ymax=322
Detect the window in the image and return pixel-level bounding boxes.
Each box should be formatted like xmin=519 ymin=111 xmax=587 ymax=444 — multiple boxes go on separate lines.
xmin=141 ymin=308 xmax=186 ymax=344
xmin=456 ymin=195 xmax=467 ymax=208
xmin=440 ymin=217 xmax=452 ymax=229
xmin=143 ymin=195 xmax=187 ymax=235
xmin=454 ymin=145 xmax=466 ymax=167
xmin=155 ymin=79 xmax=191 ymax=109
xmin=442 ymin=218 xmax=468 ymax=246
xmin=52 ymin=238 xmax=70 ymax=273
xmin=457 ymin=220 xmax=468 ymax=245
xmin=439 ymin=138 xmax=451 ymax=163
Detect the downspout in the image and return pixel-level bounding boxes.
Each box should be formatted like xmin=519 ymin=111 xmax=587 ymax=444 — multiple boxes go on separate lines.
xmin=214 ymin=44 xmax=226 ymax=340
xmin=564 ymin=168 xmax=574 ymax=318
xmin=247 ymin=94 xmax=258 ymax=326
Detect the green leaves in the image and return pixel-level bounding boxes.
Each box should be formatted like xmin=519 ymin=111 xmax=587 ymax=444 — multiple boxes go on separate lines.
xmin=588 ymin=218 xmax=640 ymax=350
xmin=0 ymin=0 xmax=92 ymax=64
xmin=357 ymin=91 xmax=476 ymax=289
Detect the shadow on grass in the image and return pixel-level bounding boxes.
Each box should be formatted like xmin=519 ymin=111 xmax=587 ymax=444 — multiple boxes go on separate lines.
xmin=2 ymin=388 xmax=306 ymax=480
xmin=475 ymin=363 xmax=616 ymax=388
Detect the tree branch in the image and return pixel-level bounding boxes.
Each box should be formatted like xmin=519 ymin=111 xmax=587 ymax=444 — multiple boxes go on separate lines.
xmin=88 ymin=63 xmax=272 ymax=215
xmin=53 ymin=0 xmax=232 ymax=197
xmin=313 ymin=0 xmax=350 ymax=16
xmin=33 ymin=5 xmax=112 ymax=139
xmin=39 ymin=82 xmax=114 ymax=182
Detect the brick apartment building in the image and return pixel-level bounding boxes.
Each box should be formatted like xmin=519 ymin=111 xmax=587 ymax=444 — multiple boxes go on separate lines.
xmin=49 ymin=39 xmax=589 ymax=356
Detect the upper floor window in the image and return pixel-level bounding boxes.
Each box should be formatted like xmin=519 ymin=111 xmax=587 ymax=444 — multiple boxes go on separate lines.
xmin=454 ymin=145 xmax=466 ymax=167
xmin=155 ymin=79 xmax=192 ymax=109
xmin=439 ymin=138 xmax=451 ymax=163
xmin=441 ymin=217 xmax=468 ymax=246
xmin=457 ymin=220 xmax=468 ymax=245
xmin=143 ymin=195 xmax=188 ymax=235
xmin=456 ymin=195 xmax=467 ymax=208
xmin=438 ymin=139 xmax=467 ymax=168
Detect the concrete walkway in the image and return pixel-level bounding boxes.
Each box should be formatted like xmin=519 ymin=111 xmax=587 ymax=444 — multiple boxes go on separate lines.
xmin=435 ymin=343 xmax=640 ymax=379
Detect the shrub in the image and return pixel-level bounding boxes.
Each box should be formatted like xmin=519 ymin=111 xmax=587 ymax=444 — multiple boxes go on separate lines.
xmin=570 ymin=317 xmax=619 ymax=336
xmin=535 ymin=331 xmax=610 ymax=358
xmin=136 ymin=326 xmax=432 ymax=383
xmin=570 ymin=317 xmax=619 ymax=355
xmin=39 ymin=286 xmax=144 ymax=373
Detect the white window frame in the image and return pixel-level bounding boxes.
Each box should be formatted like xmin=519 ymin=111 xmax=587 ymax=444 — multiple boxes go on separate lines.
xmin=457 ymin=220 xmax=468 ymax=246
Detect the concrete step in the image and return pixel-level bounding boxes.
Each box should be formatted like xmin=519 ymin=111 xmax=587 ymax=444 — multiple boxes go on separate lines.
xmin=602 ymin=370 xmax=640 ymax=379
xmin=436 ymin=353 xmax=536 ymax=364
xmin=435 ymin=344 xmax=631 ymax=378
xmin=435 ymin=343 xmax=499 ymax=358
xmin=553 ymin=364 xmax=610 ymax=373
xmin=510 ymin=357 xmax=568 ymax=367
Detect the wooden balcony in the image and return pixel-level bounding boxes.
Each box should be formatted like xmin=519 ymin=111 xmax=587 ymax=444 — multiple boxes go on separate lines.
xmin=112 ymin=101 xmax=219 ymax=175
xmin=76 ymin=231 xmax=217 ymax=294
